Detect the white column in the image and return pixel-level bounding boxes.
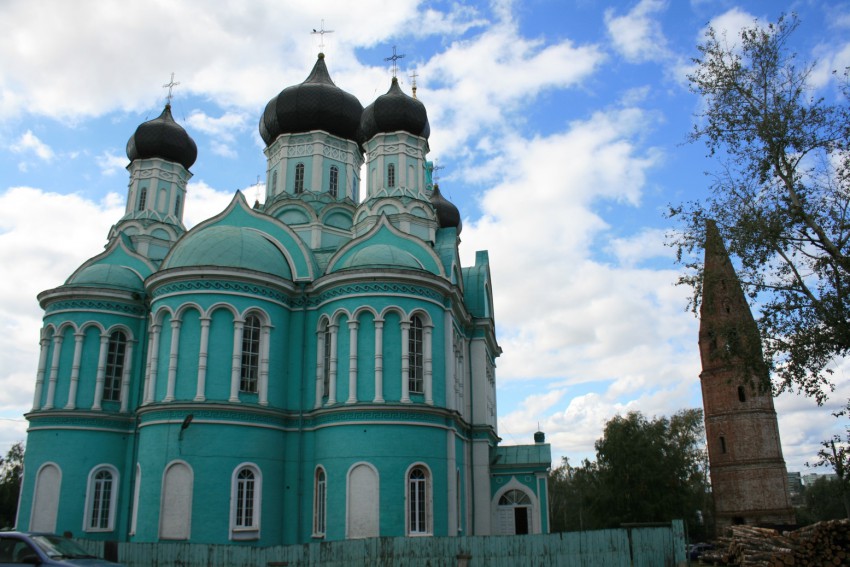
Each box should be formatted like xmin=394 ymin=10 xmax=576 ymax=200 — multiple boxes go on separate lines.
xmin=195 ymin=317 xmax=211 ymax=401
xmin=346 ymin=320 xmax=359 ymax=404
xmin=65 ymin=332 xmax=85 ymax=409
xmin=230 ymin=320 xmax=244 ymax=402
xmin=424 ymin=324 xmax=434 ymax=406
xmin=400 ymin=321 xmax=411 ymax=403
xmin=164 ymin=320 xmax=181 ymax=402
xmin=373 ymin=320 xmax=384 ymax=403
xmin=315 ymin=329 xmax=325 ymax=409
xmin=143 ymin=324 xmax=161 ymax=404
xmin=327 ymin=324 xmax=338 ymax=405
xmin=120 ymin=340 xmax=134 ymax=413
xmin=312 ymin=152 xmax=322 ymax=191
xmin=43 ymin=335 xmax=63 ymax=410
xmin=91 ymin=334 xmax=109 ymax=410
xmin=32 ymin=336 xmax=50 ymax=410
xmin=259 ymin=324 xmax=271 ymax=406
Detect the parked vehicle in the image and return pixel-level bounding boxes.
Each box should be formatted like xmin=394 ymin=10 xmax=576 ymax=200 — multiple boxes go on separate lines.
xmin=0 ymin=532 xmax=125 ymax=566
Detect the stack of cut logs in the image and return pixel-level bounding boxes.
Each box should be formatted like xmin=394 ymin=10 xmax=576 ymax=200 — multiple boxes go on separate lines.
xmin=697 ymin=519 xmax=849 ymax=566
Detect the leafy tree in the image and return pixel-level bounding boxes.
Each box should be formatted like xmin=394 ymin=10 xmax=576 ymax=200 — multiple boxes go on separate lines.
xmin=548 ymin=410 xmax=711 ymax=538
xmin=668 ymin=13 xmax=850 ymax=404
xmin=807 ymin=399 xmax=850 ymax=519
xmin=0 ymin=442 xmax=24 ymax=529
xmin=797 ymin=476 xmax=849 ymax=524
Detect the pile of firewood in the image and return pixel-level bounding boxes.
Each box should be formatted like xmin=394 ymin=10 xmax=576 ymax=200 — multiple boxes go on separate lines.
xmin=697 ymin=519 xmax=849 ymax=566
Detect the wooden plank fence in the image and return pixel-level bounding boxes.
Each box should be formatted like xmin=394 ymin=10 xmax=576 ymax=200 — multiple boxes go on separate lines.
xmin=76 ymin=520 xmax=686 ymax=567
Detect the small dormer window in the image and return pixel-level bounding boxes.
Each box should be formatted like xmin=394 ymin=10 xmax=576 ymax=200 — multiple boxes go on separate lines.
xmin=174 ymin=196 xmax=181 ymax=216
xmin=138 ymin=187 xmax=147 ymax=211
xmin=737 ymin=386 xmax=746 ymax=402
xmin=295 ymin=163 xmax=305 ymax=194
xmin=329 ymin=166 xmax=339 ymax=198
xmin=387 ymin=164 xmax=396 ymax=188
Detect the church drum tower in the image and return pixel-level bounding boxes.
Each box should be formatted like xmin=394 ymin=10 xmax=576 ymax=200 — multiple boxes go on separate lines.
xmin=698 ymin=220 xmax=795 ymax=529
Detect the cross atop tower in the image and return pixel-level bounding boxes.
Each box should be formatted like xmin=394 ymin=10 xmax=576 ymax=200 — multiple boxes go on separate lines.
xmin=162 ymin=72 xmax=180 ymax=106
xmin=409 ymin=69 xmax=419 ymax=99
xmin=432 ymin=159 xmax=444 ymax=183
xmin=384 ymin=46 xmax=405 ymax=78
xmin=311 ymin=20 xmax=334 ymax=53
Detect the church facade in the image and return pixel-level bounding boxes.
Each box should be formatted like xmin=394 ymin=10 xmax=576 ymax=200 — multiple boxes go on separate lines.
xmin=15 ymin=54 xmax=551 ymax=545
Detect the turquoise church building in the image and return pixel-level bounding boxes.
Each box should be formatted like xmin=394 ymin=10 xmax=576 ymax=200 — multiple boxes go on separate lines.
xmin=16 ymin=53 xmax=551 ymax=546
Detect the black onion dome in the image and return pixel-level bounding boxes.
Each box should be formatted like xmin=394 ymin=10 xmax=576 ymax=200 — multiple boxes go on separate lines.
xmin=430 ymin=184 xmax=461 ymax=233
xmin=359 ymin=77 xmax=430 ymax=143
xmin=126 ymin=104 xmax=197 ymax=169
xmin=259 ymin=54 xmax=364 ymax=145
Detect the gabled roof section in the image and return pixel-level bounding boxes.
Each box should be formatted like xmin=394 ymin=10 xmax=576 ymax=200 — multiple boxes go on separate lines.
xmin=65 ymin=235 xmax=156 ymax=292
xmin=161 ymin=192 xmax=318 ymax=281
xmin=462 ymin=250 xmax=494 ymax=319
xmin=326 ymin=215 xmax=445 ymax=276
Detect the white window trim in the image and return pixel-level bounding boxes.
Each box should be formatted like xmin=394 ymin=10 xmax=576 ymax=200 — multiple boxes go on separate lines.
xmin=83 ymin=464 xmax=119 ymax=533
xmin=312 ymin=466 xmax=327 ymax=538
xmin=404 ymin=462 xmax=433 ymax=537
xmin=230 ymin=463 xmax=262 ymax=541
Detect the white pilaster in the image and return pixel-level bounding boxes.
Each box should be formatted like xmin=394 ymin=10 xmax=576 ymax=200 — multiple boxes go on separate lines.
xmin=373 ymin=320 xmax=384 ymax=403
xmin=346 ymin=320 xmax=359 ymax=404
xmin=195 ymin=317 xmax=210 ymax=401
xmin=164 ymin=320 xmax=181 ymax=402
xmin=229 ymin=320 xmax=244 ymax=402
xmin=400 ymin=321 xmax=411 ymax=403
xmin=91 ymin=334 xmax=109 ymax=410
xmin=65 ymin=332 xmax=84 ymax=410
xmin=43 ymin=335 xmax=63 ymax=410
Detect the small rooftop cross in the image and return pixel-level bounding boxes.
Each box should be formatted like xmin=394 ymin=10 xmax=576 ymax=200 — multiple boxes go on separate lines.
xmin=162 ymin=72 xmax=180 ymax=105
xmin=384 ymin=46 xmax=405 ymax=78
xmin=409 ymin=69 xmax=419 ymax=98
xmin=432 ymin=159 xmax=444 ymax=183
xmin=311 ymin=20 xmax=334 ymax=52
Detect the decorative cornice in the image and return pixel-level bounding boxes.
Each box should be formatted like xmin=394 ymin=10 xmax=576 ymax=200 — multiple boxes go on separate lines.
xmin=26 ymin=410 xmax=135 ymax=432
xmin=150 ymin=278 xmax=293 ymax=306
xmin=43 ymin=299 xmax=146 ymax=317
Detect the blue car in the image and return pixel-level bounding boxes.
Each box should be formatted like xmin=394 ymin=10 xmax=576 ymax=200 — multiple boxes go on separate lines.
xmin=0 ymin=532 xmax=125 ymax=566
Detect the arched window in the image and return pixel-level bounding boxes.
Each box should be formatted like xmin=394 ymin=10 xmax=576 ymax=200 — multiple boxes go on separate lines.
xmin=329 ymin=166 xmax=339 ymax=198
xmin=174 ymin=195 xmax=181 ymax=216
xmin=313 ymin=467 xmax=327 ymax=537
xmin=271 ymin=170 xmax=278 ymax=193
xmin=387 ymin=164 xmax=396 ymax=188
xmin=407 ymin=466 xmax=431 ymax=535
xmin=737 ymin=385 xmax=746 ymax=402
xmin=409 ymin=316 xmax=424 ymax=394
xmin=294 ymin=163 xmax=305 ymax=194
xmin=323 ymin=326 xmax=332 ymax=397
xmin=87 ymin=467 xmax=116 ymax=531
xmin=235 ymin=468 xmax=255 ymax=528
xmin=240 ymin=315 xmax=261 ymax=393
xmin=137 ymin=187 xmax=147 ymax=211
xmin=230 ymin=464 xmax=261 ymax=539
xmin=103 ymin=331 xmax=127 ymax=402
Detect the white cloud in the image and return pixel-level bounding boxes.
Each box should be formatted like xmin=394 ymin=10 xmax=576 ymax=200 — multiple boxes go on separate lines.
xmin=0 ymin=186 xmax=123 ymax=449
xmin=96 ymin=150 xmax=129 ymax=176
xmin=10 ymin=130 xmax=54 ymax=161
xmin=605 ymin=0 xmax=671 ymax=63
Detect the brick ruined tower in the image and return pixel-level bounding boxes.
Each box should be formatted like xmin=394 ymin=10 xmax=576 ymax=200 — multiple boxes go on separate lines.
xmin=698 ymin=220 xmax=795 ymax=529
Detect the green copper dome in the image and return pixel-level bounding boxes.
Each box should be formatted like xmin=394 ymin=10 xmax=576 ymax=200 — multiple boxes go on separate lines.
xmin=67 ymin=264 xmax=145 ymax=291
xmin=335 ymin=243 xmax=423 ymax=271
xmin=164 ymin=225 xmax=292 ymax=278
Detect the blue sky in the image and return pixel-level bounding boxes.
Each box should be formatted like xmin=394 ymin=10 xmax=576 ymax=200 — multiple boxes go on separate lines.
xmin=1 ymin=0 xmax=848 ymax=473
